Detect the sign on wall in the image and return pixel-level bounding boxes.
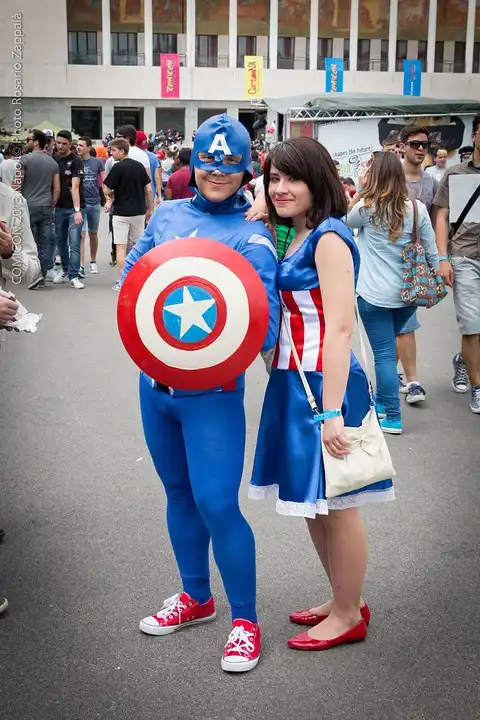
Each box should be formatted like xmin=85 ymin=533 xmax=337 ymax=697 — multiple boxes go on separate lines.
xmin=403 ymin=59 xmax=422 ymax=96
xmin=325 ymin=58 xmax=344 ymax=93
xmin=244 ymin=56 xmax=264 ymax=99
xmin=160 ymin=54 xmax=180 ymax=99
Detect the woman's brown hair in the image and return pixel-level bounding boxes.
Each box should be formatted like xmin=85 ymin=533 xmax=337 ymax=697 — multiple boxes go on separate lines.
xmin=263 ymin=137 xmax=348 ymax=229
xmin=362 ymin=152 xmax=409 ymax=241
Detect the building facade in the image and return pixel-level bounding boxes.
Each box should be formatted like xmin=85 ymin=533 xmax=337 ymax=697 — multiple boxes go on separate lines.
xmin=0 ymin=0 xmax=479 ymax=140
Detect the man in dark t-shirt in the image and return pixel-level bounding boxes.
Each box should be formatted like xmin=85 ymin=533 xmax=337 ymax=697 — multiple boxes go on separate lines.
xmin=103 ymin=138 xmax=151 ymax=291
xmin=53 ymin=130 xmax=86 ymax=289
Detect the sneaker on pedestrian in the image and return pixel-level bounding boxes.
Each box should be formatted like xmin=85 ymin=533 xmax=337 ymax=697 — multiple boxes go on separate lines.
xmin=54 ymin=255 xmax=61 ymax=266
xmin=452 ymin=353 xmax=469 ymax=394
xmin=221 ymin=619 xmax=261 ymax=673
xmin=53 ymin=270 xmax=68 ymax=284
xmin=109 ymin=259 xmax=117 ymax=268
xmin=45 ymin=269 xmax=56 ymax=282
xmin=78 ymin=266 xmax=86 ymax=279
xmin=89 ymin=261 xmax=99 ymax=274
xmin=405 ymin=382 xmax=427 ymax=405
xmin=70 ymin=277 xmax=84 ymax=290
xmin=469 ymin=386 xmax=480 ymax=414
xmin=0 ymin=596 xmax=8 ymax=614
xmin=139 ymin=592 xmax=216 ymax=636
xmin=28 ymin=275 xmax=45 ymax=290
xmin=398 ymin=373 xmax=408 ymax=394
xmin=380 ymin=418 xmax=403 ymax=435
xmin=375 ymin=403 xmax=386 ymax=419
xmin=112 ymin=282 xmax=121 ymax=292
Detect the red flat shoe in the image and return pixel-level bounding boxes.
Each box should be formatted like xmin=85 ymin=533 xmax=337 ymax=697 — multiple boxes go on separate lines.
xmin=289 ymin=604 xmax=371 ymax=627
xmin=288 ymin=619 xmax=367 ymax=651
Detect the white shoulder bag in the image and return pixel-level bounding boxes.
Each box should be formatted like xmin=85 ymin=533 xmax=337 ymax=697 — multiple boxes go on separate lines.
xmin=282 ymin=301 xmax=396 ymax=498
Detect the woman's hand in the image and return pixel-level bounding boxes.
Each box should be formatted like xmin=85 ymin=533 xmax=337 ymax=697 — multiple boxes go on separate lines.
xmin=322 ymin=416 xmax=350 ymax=459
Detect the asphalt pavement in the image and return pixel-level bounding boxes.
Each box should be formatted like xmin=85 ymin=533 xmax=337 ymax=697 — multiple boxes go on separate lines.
xmin=1 ymin=220 xmax=479 ymax=720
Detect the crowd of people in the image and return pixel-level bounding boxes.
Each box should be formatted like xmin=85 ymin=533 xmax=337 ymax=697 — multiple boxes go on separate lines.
xmin=1 ymin=114 xmax=479 ymax=677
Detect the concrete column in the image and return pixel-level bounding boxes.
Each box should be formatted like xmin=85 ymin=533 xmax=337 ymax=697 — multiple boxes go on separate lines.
xmin=309 ymin=0 xmax=319 ymax=70
xmin=229 ymin=0 xmax=238 ymax=68
xmin=427 ymin=0 xmax=437 ymax=73
xmin=226 ymin=104 xmax=239 ymax=118
xmin=144 ymin=0 xmax=153 ymax=66
xmin=388 ymin=0 xmax=398 ymax=73
xmin=102 ymin=103 xmax=115 ymax=135
xmin=185 ymin=103 xmax=198 ymax=143
xmin=269 ymin=0 xmax=278 ymax=70
xmin=465 ymin=0 xmax=476 ymax=74
xmin=186 ymin=0 xmax=196 ymax=68
xmin=102 ymin=0 xmax=111 ymax=66
xmin=144 ymin=105 xmax=156 ymax=133
xmin=349 ymin=0 xmax=359 ymax=72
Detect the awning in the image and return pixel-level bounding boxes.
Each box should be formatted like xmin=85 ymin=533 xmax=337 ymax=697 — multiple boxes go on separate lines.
xmin=264 ymin=93 xmax=480 ymax=119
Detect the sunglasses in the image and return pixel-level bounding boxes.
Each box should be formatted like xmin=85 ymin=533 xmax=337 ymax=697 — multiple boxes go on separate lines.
xmin=406 ymin=141 xmax=430 ymax=150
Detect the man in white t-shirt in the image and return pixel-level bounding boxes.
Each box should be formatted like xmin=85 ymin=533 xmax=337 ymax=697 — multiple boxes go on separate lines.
xmin=114 ymin=124 xmax=153 ymax=219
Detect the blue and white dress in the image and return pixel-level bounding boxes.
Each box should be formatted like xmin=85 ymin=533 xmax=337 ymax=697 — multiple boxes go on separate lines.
xmin=249 ymin=217 xmax=395 ymax=518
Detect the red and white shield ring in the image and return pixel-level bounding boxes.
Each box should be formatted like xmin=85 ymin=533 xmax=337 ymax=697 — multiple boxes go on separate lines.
xmin=117 ymin=237 xmax=270 ymax=390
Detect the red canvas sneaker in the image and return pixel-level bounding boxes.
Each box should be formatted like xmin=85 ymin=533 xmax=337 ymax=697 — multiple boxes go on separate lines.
xmin=139 ymin=592 xmax=216 ymax=636
xmin=221 ymin=619 xmax=261 ymax=673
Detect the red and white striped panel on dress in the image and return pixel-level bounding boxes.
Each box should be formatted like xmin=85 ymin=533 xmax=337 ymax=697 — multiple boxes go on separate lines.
xmin=273 ymin=288 xmax=326 ymax=371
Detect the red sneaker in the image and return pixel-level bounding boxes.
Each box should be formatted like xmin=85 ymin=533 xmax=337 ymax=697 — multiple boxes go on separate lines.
xmin=139 ymin=592 xmax=216 ymax=636
xmin=221 ymin=619 xmax=261 ymax=673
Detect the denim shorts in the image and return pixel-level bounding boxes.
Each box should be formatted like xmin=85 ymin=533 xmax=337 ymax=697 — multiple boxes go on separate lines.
xmin=82 ymin=204 xmax=101 ymax=233
xmin=398 ymin=308 xmax=421 ymax=335
xmin=452 ymin=256 xmax=480 ymax=335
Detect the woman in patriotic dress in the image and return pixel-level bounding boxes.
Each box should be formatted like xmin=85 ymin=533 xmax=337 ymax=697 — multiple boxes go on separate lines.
xmin=249 ymin=137 xmax=394 ymax=652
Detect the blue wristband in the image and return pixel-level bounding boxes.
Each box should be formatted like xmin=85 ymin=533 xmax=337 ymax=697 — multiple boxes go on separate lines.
xmin=314 ymin=409 xmax=342 ymax=423
xmin=438 ymin=255 xmax=449 ymax=261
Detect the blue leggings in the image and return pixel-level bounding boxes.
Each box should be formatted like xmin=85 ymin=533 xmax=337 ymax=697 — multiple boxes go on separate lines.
xmin=139 ymin=375 xmax=257 ymax=622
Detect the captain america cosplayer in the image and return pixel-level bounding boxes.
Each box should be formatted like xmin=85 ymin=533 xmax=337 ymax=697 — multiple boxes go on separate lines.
xmin=121 ymin=114 xmax=279 ymax=673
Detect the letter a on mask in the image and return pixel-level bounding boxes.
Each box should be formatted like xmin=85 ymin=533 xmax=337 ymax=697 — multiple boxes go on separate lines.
xmin=208 ymin=134 xmax=232 ymax=156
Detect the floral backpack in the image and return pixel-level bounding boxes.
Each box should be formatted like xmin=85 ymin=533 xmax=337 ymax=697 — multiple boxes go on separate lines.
xmin=400 ymin=199 xmax=447 ymax=308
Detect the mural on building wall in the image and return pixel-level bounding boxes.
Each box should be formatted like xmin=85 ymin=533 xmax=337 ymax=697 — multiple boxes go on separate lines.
xmin=278 ymin=0 xmax=310 ymax=37
xmin=111 ymin=0 xmax=144 ymax=30
xmin=358 ymin=0 xmax=390 ymax=38
xmin=397 ymin=0 xmax=429 ymax=40
xmin=153 ymin=0 xmax=185 ymax=33
xmin=67 ymin=0 xmax=101 ymax=30
xmin=196 ymin=0 xmax=229 ymax=36
xmin=436 ymin=0 xmax=468 ymax=40
xmin=318 ymin=0 xmax=351 ymax=37
xmin=238 ymin=0 xmax=269 ymax=36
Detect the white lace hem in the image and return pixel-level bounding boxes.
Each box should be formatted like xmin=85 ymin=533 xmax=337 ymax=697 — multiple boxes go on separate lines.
xmin=248 ymin=483 xmax=395 ymax=518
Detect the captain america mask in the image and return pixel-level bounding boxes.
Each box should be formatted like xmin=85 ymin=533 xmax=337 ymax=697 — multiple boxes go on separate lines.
xmin=191 ymin=113 xmax=253 ymax=181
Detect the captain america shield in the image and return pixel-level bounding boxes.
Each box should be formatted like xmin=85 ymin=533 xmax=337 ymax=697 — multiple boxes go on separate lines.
xmin=117 ymin=237 xmax=270 ymax=390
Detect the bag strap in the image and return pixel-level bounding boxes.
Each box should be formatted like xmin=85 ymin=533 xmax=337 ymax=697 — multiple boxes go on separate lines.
xmin=411 ymin=198 xmax=420 ymax=243
xmin=449 ymin=182 xmax=480 ymax=240
xmin=280 ymin=296 xmax=375 ymax=418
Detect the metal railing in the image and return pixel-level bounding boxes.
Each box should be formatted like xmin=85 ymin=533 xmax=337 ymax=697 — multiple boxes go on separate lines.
xmin=153 ymin=52 xmax=186 ymax=66
xmin=111 ymin=52 xmax=145 ymax=66
xmin=195 ymin=53 xmax=229 ymax=68
xmin=434 ymin=60 xmax=466 ymax=73
xmin=68 ymin=51 xmax=102 ymax=65
xmin=357 ymin=58 xmax=388 ymax=71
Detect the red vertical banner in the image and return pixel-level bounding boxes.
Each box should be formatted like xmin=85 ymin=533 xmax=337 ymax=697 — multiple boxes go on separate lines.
xmin=160 ymin=54 xmax=180 ymax=99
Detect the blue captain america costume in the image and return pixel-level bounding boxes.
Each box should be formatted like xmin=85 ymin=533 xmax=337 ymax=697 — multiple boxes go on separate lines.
xmin=120 ymin=114 xmax=279 ymax=672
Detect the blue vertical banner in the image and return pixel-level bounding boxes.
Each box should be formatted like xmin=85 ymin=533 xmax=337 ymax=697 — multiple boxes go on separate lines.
xmin=403 ymin=59 xmax=422 ymax=96
xmin=325 ymin=58 xmax=344 ymax=93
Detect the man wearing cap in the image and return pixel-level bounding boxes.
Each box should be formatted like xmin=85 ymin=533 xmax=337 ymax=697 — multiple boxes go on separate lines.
xmin=122 ymin=114 xmax=279 ymax=674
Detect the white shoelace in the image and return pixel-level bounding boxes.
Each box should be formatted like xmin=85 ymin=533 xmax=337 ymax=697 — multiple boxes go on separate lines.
xmin=224 ymin=625 xmax=255 ymax=656
xmin=471 ymin=387 xmax=480 ymax=405
xmin=154 ymin=593 xmax=186 ymax=620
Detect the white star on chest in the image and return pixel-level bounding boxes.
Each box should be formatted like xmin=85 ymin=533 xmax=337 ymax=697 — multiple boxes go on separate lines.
xmin=175 ymin=228 xmax=198 ymax=239
xmin=164 ymin=287 xmax=215 ymax=338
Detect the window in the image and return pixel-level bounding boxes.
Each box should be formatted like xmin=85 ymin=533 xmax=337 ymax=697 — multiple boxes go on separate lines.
xmin=317 ymin=38 xmax=333 ymax=70
xmin=380 ymin=39 xmax=389 ymax=71
xmin=357 ymin=39 xmax=370 ymax=70
xmin=68 ymin=31 xmax=98 ymax=64
xmin=71 ymin=107 xmax=101 ymax=139
xmin=153 ymin=33 xmax=177 ymax=65
xmin=474 ymin=42 xmax=480 ymax=73
xmin=396 ymin=40 xmax=407 ymax=72
xmin=237 ymin=36 xmax=256 ymax=68
xmin=278 ymin=37 xmax=295 ymax=69
xmin=196 ymin=35 xmax=218 ymax=67
xmin=418 ymin=40 xmax=428 ymax=72
xmin=111 ymin=32 xmax=139 ymax=65
xmin=454 ymin=41 xmax=465 ymax=73
xmin=434 ymin=40 xmax=444 ymax=72
xmin=343 ymin=38 xmax=350 ymax=71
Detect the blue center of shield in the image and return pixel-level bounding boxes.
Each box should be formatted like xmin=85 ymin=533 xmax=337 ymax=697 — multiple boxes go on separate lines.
xmin=163 ymin=284 xmax=218 ymax=344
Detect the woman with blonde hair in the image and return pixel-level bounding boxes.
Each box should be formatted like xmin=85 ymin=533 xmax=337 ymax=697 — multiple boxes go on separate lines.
xmin=347 ymin=151 xmax=438 ymax=434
